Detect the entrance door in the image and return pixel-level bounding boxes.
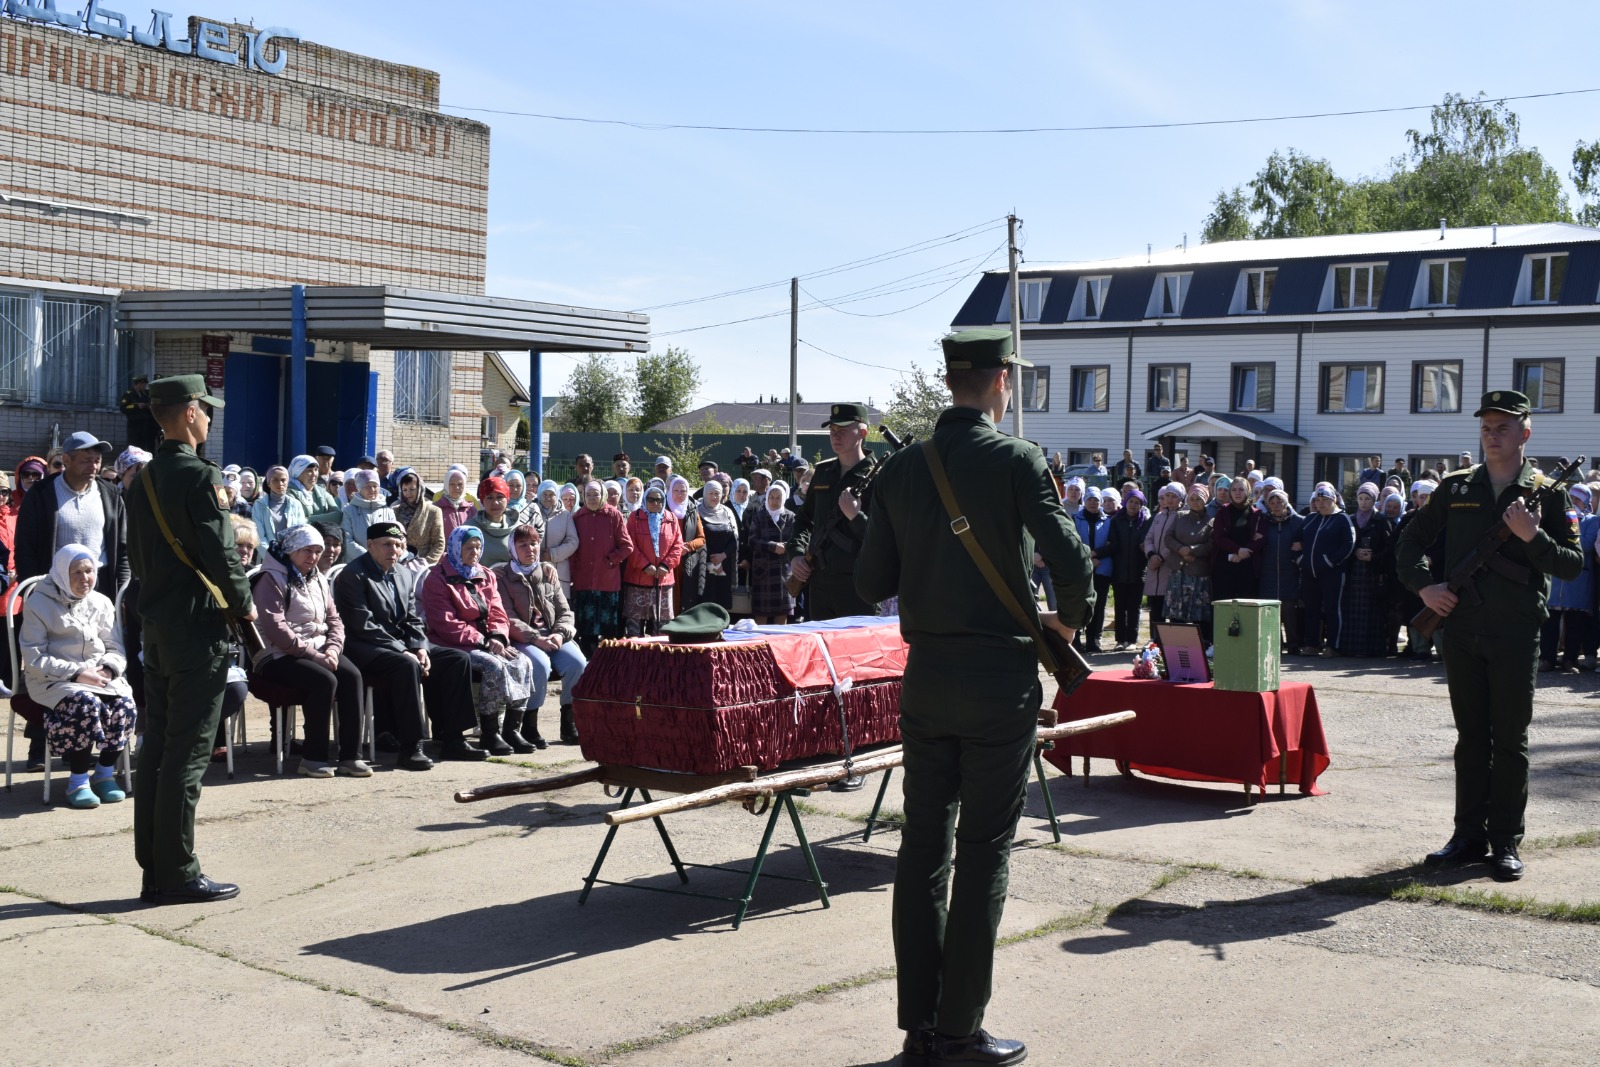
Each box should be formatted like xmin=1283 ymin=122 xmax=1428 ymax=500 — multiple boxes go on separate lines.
xmin=223 ymin=353 xmax=282 ymax=472
xmin=304 ymin=361 xmax=376 ymax=466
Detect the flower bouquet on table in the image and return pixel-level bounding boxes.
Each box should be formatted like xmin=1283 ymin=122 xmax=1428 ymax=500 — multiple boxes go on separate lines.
xmin=1131 ymin=641 xmax=1164 ymax=680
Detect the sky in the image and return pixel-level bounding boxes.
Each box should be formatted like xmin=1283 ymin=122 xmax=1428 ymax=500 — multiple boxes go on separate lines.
xmin=247 ymin=0 xmax=1600 ymax=408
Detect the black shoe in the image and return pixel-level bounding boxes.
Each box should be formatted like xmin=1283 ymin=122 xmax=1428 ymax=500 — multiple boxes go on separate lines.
xmin=501 ymin=707 xmax=537 ymax=755
xmin=140 ymin=874 xmax=240 ymax=906
xmin=478 ymin=713 xmax=514 ymax=757
xmin=1422 ymin=836 xmax=1490 ymax=867
xmin=375 ymin=731 xmax=402 ymax=754
xmin=439 ymin=738 xmax=488 ymax=762
xmin=902 ymin=1029 xmax=935 ymax=1067
xmin=829 ymin=774 xmax=866 ymax=792
xmin=559 ymin=705 xmax=580 ymax=745
xmin=1489 ymin=844 xmax=1525 ymax=881
xmin=933 ymin=1029 xmax=1027 ymax=1065
xmin=25 ymin=734 xmax=47 ymax=773
xmin=396 ymin=742 xmax=434 ymax=771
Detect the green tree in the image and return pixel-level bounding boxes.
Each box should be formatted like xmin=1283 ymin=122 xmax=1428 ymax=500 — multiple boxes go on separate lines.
xmin=648 ymin=432 xmax=721 ymax=481
xmin=884 ymin=359 xmax=951 ymax=444
xmin=1572 ymin=140 xmax=1600 ymax=227
xmin=514 ymin=407 xmax=530 ymax=450
xmin=634 ymin=346 xmax=702 ymax=432
xmin=553 ymin=354 xmax=632 ymax=432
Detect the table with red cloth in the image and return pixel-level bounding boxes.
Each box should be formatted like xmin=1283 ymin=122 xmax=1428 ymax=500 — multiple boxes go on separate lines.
xmin=1044 ymin=669 xmax=1331 ymax=799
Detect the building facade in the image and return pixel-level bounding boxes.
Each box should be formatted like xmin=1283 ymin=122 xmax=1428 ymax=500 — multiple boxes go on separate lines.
xmin=951 ymin=223 xmax=1600 ymax=499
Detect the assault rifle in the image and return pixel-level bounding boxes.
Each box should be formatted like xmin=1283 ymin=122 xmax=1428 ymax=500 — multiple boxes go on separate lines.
xmin=784 ymin=424 xmax=912 ymax=599
xmin=1411 ymin=455 xmax=1586 ymax=641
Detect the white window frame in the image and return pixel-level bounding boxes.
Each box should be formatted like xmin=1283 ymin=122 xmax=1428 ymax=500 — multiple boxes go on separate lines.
xmin=1020 ymin=365 xmax=1049 ymax=412
xmin=1326 ymin=263 xmax=1387 ymax=311
xmin=1514 ymin=358 xmax=1564 ymax=413
xmin=1412 ymin=361 xmax=1462 ymax=413
xmin=1148 ymin=364 xmax=1189 ymax=412
xmin=393 ymin=349 xmax=449 ymax=424
xmin=481 ymin=415 xmax=500 ymax=441
xmin=1231 ymin=267 xmax=1277 ymax=314
xmin=1070 ymin=276 xmax=1112 ymax=320
xmin=1415 ymin=258 xmax=1465 ymax=308
xmin=996 ymin=278 xmax=1050 ymax=323
xmin=0 ymin=286 xmax=118 ymax=408
xmin=1146 ymin=272 xmax=1192 ymax=318
xmin=1516 ymin=253 xmax=1568 ymax=305
xmin=1070 ymin=365 xmax=1109 ymax=412
xmin=1320 ymin=362 xmax=1385 ymax=414
xmin=1230 ymin=363 xmax=1274 ymax=412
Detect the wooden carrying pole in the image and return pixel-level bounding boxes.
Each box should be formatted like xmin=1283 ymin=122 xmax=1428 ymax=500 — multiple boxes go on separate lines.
xmin=454 ymin=765 xmax=605 ymax=804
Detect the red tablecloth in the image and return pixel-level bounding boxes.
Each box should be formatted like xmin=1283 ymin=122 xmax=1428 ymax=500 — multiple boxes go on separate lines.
xmin=1046 ymin=670 xmax=1331 ymax=795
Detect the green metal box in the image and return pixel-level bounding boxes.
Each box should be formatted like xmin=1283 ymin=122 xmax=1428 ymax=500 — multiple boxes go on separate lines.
xmin=1211 ymin=599 xmax=1281 ymax=692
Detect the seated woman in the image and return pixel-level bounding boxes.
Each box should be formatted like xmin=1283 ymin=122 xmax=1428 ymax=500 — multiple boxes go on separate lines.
xmin=253 ymin=525 xmax=370 ymax=778
xmin=622 ymin=483 xmax=684 ymax=636
xmin=340 ymin=469 xmax=397 ymax=561
xmin=472 ymin=475 xmax=527 ymax=566
xmin=212 ymin=516 xmax=258 ymax=762
xmin=421 ymin=526 xmax=536 ymax=756
xmin=252 ymin=465 xmax=307 ymax=548
xmin=493 ymin=524 xmax=589 ymax=750
xmin=288 ymin=454 xmax=343 ymax=525
xmin=392 ymin=467 xmax=444 ymax=564
xmin=436 ymin=465 xmax=477 ymax=536
xmin=20 ymin=545 xmax=136 ymax=809
xmin=312 ymin=521 xmax=344 ymax=575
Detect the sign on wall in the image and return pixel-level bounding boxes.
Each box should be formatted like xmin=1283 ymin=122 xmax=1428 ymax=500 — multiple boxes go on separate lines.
xmin=2 ymin=1 xmax=298 ymax=74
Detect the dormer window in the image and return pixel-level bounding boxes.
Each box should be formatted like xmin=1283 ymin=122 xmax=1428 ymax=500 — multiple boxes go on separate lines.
xmin=1515 ymin=253 xmax=1567 ymax=305
xmin=1231 ymin=267 xmax=1277 ymax=314
xmin=1147 ymin=272 xmax=1191 ymax=317
xmin=996 ymin=278 xmax=1049 ymax=323
xmin=1070 ymin=276 xmax=1111 ymax=320
xmin=1417 ymin=259 xmax=1464 ymax=307
xmin=1329 ymin=263 xmax=1387 ymax=310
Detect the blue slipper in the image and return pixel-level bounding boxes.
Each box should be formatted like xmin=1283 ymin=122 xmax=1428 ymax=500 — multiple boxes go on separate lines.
xmin=91 ymin=777 xmax=127 ymax=803
xmin=67 ymin=785 xmax=101 ymax=810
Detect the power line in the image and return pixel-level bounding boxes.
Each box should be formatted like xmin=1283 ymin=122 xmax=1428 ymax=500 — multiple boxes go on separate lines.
xmin=440 ymin=87 xmax=1600 ymax=136
xmin=798 ymin=338 xmax=907 ymax=374
xmin=800 ymin=240 xmax=1008 ymax=318
xmin=654 ymin=269 xmax=997 ymax=337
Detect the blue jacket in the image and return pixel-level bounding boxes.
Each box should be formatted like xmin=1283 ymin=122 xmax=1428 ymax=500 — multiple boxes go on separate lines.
xmin=1300 ymin=510 xmax=1354 ymax=578
xmin=1259 ymin=510 xmax=1306 ymax=602
xmin=1074 ymin=509 xmax=1114 ymax=578
xmin=1548 ymin=514 xmax=1598 ymax=612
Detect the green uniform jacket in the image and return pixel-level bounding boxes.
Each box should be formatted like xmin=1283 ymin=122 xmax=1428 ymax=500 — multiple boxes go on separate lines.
xmin=1395 ymin=460 xmax=1583 ymax=629
xmin=125 ymin=441 xmax=255 ymax=646
xmin=786 ymin=454 xmax=874 ymax=571
xmin=857 ymin=407 xmax=1095 ymax=651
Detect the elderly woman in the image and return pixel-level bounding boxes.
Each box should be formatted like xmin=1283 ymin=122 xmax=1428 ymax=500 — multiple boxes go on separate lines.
xmin=1142 ymin=482 xmax=1184 ymax=627
xmin=1300 ymin=485 xmax=1355 ymax=656
xmin=544 ymin=482 xmax=581 ymax=599
xmin=668 ymin=475 xmax=704 ymax=613
xmin=1260 ymin=490 xmax=1307 ymax=655
xmin=436 ymin=465 xmax=477 ymax=536
xmin=493 ymin=524 xmax=589 ymax=749
xmin=20 ymin=545 xmax=135 ymax=808
xmin=473 ymin=474 xmax=532 ymax=567
xmin=1062 ymin=476 xmax=1085 ymax=517
xmin=1338 ymin=482 xmax=1394 ymax=657
xmin=503 ymin=469 xmax=532 ymax=525
xmin=728 ymin=478 xmax=752 ymax=522
xmin=686 ymin=480 xmax=738 ymax=611
xmin=421 ymin=526 xmax=536 ymax=756
xmin=235 ymin=467 xmax=260 ymax=511
xmin=536 ymin=479 xmax=562 ymax=522
xmin=210 ymin=516 xmax=258 ymax=761
xmin=1105 ymin=487 xmax=1150 ymax=651
xmin=1073 ymin=487 xmax=1114 ymax=652
xmin=1163 ymin=484 xmax=1216 ymax=642
xmin=288 ymin=454 xmax=343 ymax=525
xmin=1212 ymin=476 xmax=1267 ymax=602
xmin=340 ymin=469 xmax=398 ymax=562
xmin=114 ymin=447 xmax=152 ymax=492
xmin=604 ymin=480 xmax=624 ymax=512
xmin=622 ymin=483 xmax=685 ymax=635
xmin=569 ymin=480 xmax=633 ymax=657
xmin=392 ymin=467 xmax=444 ymax=564
xmin=253 ymin=525 xmax=369 ymax=778
xmin=1396 ymin=481 xmax=1441 ymax=659
xmin=747 ymin=481 xmax=796 ymax=623
xmin=252 ymin=465 xmax=307 ymax=548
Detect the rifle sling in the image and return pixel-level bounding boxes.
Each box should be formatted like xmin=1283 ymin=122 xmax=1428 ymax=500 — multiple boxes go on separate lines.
xmin=138 ymin=464 xmax=235 ymax=614
xmin=920 ymin=440 xmax=1060 ymax=674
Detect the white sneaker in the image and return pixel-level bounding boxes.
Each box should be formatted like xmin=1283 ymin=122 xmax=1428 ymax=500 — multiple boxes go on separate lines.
xmin=298 ymin=760 xmax=335 ymax=779
xmin=336 ymin=759 xmax=373 ymax=778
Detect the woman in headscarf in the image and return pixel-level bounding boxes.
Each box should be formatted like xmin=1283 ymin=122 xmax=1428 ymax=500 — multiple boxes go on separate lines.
xmin=421 ymin=525 xmax=535 ymax=756
xmin=729 ymin=478 xmax=752 ymax=522
xmin=252 ymin=465 xmax=307 ymax=548
xmin=1062 ymin=476 xmax=1085 ymax=516
xmin=687 ymin=480 xmax=739 ymax=612
xmin=1299 ymin=485 xmax=1354 ymax=656
xmin=1163 ymin=483 xmax=1216 ymax=642
xmin=1206 ymin=473 xmax=1231 ymax=520
xmin=472 ymin=474 xmax=530 ymax=567
xmin=392 ymin=466 xmax=444 ymax=564
xmin=745 ymin=480 xmax=796 ymax=623
xmin=235 ymin=467 xmax=260 ymax=512
xmin=493 ymin=524 xmax=588 ymax=749
xmin=114 ymin=447 xmax=152 ymax=493
xmin=568 ymin=479 xmax=633 ymax=661
xmin=668 ymin=475 xmax=703 ymax=614
xmin=436 ymin=465 xmax=477 ymax=536
xmin=252 ymin=525 xmax=369 ymax=778
xmin=536 ymin=479 xmax=561 ymax=521
xmin=1211 ymin=476 xmax=1267 ymax=603
xmin=1395 ymin=481 xmax=1442 ymax=660
xmin=287 ymin=454 xmax=342 ymax=525
xmin=1 ymin=456 xmax=48 ymax=577
xmin=622 ymin=483 xmax=684 ymax=635
xmin=1105 ymin=487 xmax=1150 ymax=651
xmin=622 ymin=477 xmax=644 ymax=515
xmin=1073 ymin=487 xmax=1114 ymax=652
xmin=1337 ymin=482 xmax=1394 ymax=657
xmin=1543 ymin=484 xmax=1598 ymax=672
xmin=598 ymin=480 xmax=619 ymax=512
xmin=1141 ymin=482 xmax=1185 ymax=627
xmin=20 ymin=545 xmax=135 ymax=808
xmin=503 ymin=469 xmax=532 ymax=525
xmin=1260 ymin=489 xmax=1307 ymax=655
xmin=544 ymin=483 xmax=581 ymax=600
xmin=340 ymin=469 xmax=398 ymax=562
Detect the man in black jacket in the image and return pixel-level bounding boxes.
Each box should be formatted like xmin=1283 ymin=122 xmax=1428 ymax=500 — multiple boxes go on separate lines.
xmin=332 ymin=522 xmax=481 ymax=769
xmin=15 ymin=430 xmax=129 ymax=599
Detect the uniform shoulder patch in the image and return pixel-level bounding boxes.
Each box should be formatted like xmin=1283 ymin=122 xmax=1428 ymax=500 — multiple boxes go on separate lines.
xmin=213 ymin=485 xmax=230 ymax=510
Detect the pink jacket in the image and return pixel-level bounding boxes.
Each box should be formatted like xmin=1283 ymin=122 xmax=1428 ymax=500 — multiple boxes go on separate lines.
xmin=570 ymin=505 xmax=633 ymax=593
xmin=420 ymin=557 xmax=511 ymax=650
xmin=624 ymin=508 xmax=684 ymax=586
xmin=438 ymin=496 xmax=477 ymax=537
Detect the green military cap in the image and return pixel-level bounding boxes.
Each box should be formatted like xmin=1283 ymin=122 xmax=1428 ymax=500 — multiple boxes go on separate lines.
xmin=1473 ymin=389 xmax=1530 ymax=417
xmin=660 ymin=601 xmax=730 ymax=644
xmin=148 ymin=374 xmax=225 ymax=409
xmin=941 ymin=327 xmax=1032 ymax=370
xmin=821 ymin=402 xmax=871 ymax=428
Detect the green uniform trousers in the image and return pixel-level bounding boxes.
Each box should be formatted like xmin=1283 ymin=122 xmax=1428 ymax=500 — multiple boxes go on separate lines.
xmin=893 ymin=641 xmax=1041 ymax=1037
xmin=1439 ymin=624 xmax=1539 ymax=847
xmin=808 ymin=571 xmax=875 ymax=622
xmin=134 ymin=638 xmax=230 ymax=891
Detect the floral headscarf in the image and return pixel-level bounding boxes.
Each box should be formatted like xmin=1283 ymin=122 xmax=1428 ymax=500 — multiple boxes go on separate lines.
xmin=445 ymin=523 xmax=484 ymax=579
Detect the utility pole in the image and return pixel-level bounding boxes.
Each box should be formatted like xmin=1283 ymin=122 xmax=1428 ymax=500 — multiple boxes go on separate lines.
xmin=789 ymin=276 xmax=799 ymax=454
xmin=1007 ymin=213 xmax=1024 ymax=437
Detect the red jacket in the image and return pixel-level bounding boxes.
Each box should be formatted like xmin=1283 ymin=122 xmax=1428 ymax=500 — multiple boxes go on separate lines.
xmin=569 ymin=505 xmax=633 ymax=593
xmin=624 ymin=509 xmax=684 ymax=586
xmin=421 ymin=557 xmax=511 ymax=650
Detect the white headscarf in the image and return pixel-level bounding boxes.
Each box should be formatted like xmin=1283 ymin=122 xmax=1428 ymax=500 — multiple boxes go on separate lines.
xmin=49 ymin=543 xmax=98 ymax=601
xmin=667 ymin=475 xmax=691 ymax=519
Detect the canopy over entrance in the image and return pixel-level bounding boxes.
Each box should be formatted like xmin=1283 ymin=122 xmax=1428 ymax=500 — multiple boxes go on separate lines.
xmin=1140 ymin=410 xmax=1308 ymax=446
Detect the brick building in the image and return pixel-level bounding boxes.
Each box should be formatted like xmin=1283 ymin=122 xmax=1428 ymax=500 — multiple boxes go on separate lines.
xmin=1 ymin=9 xmax=643 ymax=476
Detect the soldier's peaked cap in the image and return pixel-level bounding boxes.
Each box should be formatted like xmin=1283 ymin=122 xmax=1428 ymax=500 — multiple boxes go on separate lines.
xmin=148 ymin=374 xmax=224 ymax=409
xmin=1473 ymin=389 xmax=1531 ymax=418
xmin=941 ymin=328 xmax=1031 ymax=370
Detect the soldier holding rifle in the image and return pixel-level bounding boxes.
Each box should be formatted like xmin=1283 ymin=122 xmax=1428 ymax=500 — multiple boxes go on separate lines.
xmin=1396 ymin=390 xmax=1583 ymax=882
xmin=786 ymin=402 xmax=878 ymax=621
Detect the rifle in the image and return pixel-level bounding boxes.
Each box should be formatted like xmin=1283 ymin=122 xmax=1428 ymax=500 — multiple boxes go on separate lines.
xmin=1410 ymin=455 xmax=1586 ymax=641
xmin=785 ymin=424 xmax=913 ymax=598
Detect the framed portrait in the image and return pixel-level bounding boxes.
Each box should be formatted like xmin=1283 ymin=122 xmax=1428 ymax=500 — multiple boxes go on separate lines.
xmin=1154 ymin=622 xmax=1211 ymax=684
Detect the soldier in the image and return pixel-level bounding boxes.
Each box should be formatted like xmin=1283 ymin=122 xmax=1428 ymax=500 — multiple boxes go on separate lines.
xmin=858 ymin=328 xmax=1094 ymax=1067
xmin=1396 ymin=390 xmax=1583 ymax=882
xmin=787 ymin=402 xmax=878 ymax=621
xmin=124 ymin=375 xmax=254 ymax=905
xmin=118 ymin=374 xmax=160 ymax=452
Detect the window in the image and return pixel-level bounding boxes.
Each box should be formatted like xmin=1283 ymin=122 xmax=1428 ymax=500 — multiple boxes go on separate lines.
xmin=1148 ymin=364 xmax=1189 ymax=412
xmin=1521 ymin=253 xmax=1568 ymax=304
xmin=1329 ymin=263 xmax=1386 ymax=310
xmin=997 ymin=278 xmax=1049 ymax=323
xmin=1514 ymin=359 xmax=1564 ymax=413
xmin=1321 ymin=363 xmax=1384 ymax=413
xmin=1070 ymin=366 xmax=1109 ymax=412
xmin=394 ymin=349 xmax=449 ymax=423
xmin=1073 ymin=276 xmax=1111 ymax=320
xmin=1148 ymin=272 xmax=1192 ymax=317
xmin=481 ymin=415 xmax=500 ymax=442
xmin=1315 ymin=454 xmax=1370 ymax=505
xmin=1240 ymin=268 xmax=1277 ymax=313
xmin=1021 ymin=365 xmax=1049 ymax=412
xmin=1412 ymin=361 xmax=1462 ymax=413
xmin=0 ymin=290 xmax=29 ymax=400
xmin=1421 ymin=259 xmax=1464 ymax=307
xmin=0 ymin=288 xmax=119 ymax=407
xmin=1231 ymin=363 xmax=1275 ymax=412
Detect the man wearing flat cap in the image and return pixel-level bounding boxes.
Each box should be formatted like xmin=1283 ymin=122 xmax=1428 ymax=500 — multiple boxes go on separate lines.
xmin=858 ymin=327 xmax=1094 ymax=1066
xmin=1398 ymin=389 xmax=1583 ymax=883
xmin=787 ymin=401 xmax=879 ymax=621
xmin=124 ymin=375 xmax=255 ymax=905
xmin=15 ymin=430 xmax=129 ymax=600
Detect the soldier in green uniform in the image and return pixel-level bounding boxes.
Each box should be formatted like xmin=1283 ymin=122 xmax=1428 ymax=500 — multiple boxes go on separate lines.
xmin=1396 ymin=390 xmax=1583 ymax=882
xmin=124 ymin=375 xmax=255 ymax=905
xmin=787 ymin=402 xmax=878 ymax=621
xmin=858 ymin=328 xmax=1094 ymax=1067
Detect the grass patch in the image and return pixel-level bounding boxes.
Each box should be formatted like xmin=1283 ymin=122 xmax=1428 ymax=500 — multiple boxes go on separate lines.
xmin=996 ymin=903 xmax=1109 ymax=946
xmin=1525 ymin=829 xmax=1600 ymax=851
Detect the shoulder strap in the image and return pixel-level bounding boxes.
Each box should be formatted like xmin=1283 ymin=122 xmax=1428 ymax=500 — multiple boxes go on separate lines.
xmin=920 ymin=440 xmax=1060 ymax=673
xmin=139 ymin=464 xmax=235 ymax=611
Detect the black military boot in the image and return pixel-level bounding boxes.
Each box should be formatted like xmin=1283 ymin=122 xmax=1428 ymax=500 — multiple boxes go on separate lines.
xmin=559 ymin=705 xmax=580 ymax=744
xmin=521 ymin=706 xmax=548 ymax=750
xmin=477 ymin=712 xmax=514 ymax=757
xmin=501 ymin=704 xmax=536 ymax=754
